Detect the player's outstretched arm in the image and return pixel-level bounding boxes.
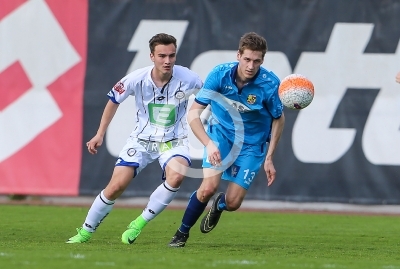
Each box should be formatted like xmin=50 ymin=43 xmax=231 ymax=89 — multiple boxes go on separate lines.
xmin=264 ymin=113 xmax=285 ymax=186
xmin=396 ymin=72 xmax=400 ymax=84
xmin=87 ymin=100 xmax=119 ymax=154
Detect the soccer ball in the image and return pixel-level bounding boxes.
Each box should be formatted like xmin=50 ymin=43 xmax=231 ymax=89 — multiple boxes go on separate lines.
xmin=278 ymin=74 xmax=314 ymax=110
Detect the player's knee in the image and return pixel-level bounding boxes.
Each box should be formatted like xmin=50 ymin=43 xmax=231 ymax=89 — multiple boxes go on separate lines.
xmin=166 ymin=168 xmax=186 ymax=183
xmin=197 ymin=187 xmax=217 ymax=202
xmin=104 ymin=184 xmax=125 ymax=200
xmin=225 ymin=198 xmax=242 ymax=211
xmin=165 ymin=174 xmax=185 ymax=188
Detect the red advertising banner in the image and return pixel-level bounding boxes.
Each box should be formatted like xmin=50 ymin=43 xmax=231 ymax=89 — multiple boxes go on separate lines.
xmin=0 ymin=0 xmax=87 ymax=195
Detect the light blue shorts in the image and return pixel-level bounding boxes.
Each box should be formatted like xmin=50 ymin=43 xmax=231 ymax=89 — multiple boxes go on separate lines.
xmin=202 ymin=127 xmax=267 ymax=190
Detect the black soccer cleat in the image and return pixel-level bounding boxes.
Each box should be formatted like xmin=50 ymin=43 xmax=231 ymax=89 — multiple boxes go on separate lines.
xmin=168 ymin=230 xmax=189 ymax=247
xmin=200 ymin=192 xmax=224 ymax=233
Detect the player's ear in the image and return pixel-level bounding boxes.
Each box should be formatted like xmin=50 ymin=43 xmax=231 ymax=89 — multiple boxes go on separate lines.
xmin=236 ymin=51 xmax=240 ymax=61
xmin=150 ymin=53 xmax=154 ymax=62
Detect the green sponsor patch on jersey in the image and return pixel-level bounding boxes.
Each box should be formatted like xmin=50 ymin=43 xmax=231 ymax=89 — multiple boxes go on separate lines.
xmin=148 ymin=104 xmax=176 ymax=128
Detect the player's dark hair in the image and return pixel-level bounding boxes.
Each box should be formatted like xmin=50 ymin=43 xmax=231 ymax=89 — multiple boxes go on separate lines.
xmin=149 ymin=33 xmax=177 ymax=53
xmin=238 ymin=32 xmax=268 ymax=58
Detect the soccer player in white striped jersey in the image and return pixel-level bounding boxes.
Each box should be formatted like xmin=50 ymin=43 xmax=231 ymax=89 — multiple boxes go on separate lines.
xmin=66 ymin=33 xmax=203 ymax=244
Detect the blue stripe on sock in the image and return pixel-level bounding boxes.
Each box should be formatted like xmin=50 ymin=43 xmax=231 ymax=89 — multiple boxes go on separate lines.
xmin=217 ymin=194 xmax=227 ymax=211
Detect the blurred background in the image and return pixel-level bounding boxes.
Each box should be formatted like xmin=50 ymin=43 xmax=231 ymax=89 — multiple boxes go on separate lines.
xmin=1 ymin=0 xmax=400 ymax=206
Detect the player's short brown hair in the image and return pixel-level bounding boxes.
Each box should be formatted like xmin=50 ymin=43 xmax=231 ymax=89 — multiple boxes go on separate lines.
xmin=149 ymin=33 xmax=177 ymax=53
xmin=238 ymin=32 xmax=268 ymax=58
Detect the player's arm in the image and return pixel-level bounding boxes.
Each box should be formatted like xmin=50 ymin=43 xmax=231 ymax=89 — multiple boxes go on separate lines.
xmin=87 ymin=100 xmax=119 ymax=154
xmin=188 ymin=101 xmax=221 ymax=165
xmin=188 ymin=101 xmax=209 ymax=145
xmin=190 ymin=67 xmax=222 ymax=165
xmin=200 ymin=105 xmax=211 ymax=125
xmin=264 ymin=113 xmax=285 ymax=186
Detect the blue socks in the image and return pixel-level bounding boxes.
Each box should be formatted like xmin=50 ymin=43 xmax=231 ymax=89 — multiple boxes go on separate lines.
xmin=179 ymin=191 xmax=208 ymax=234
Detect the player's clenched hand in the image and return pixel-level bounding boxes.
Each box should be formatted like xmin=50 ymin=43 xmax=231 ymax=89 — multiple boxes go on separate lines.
xmin=206 ymin=140 xmax=221 ymax=166
xmin=86 ymin=135 xmax=103 ymax=154
xmin=264 ymin=159 xmax=276 ymax=186
xmin=396 ymin=72 xmax=400 ymax=84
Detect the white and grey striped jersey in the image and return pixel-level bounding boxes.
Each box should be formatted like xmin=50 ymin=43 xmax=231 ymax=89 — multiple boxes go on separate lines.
xmin=107 ymin=65 xmax=203 ymax=142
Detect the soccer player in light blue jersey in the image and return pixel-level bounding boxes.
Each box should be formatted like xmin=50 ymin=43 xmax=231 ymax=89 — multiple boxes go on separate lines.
xmin=169 ymin=32 xmax=285 ymax=247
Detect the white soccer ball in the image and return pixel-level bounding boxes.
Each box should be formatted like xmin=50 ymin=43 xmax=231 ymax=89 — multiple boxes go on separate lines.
xmin=278 ymin=74 xmax=314 ymax=110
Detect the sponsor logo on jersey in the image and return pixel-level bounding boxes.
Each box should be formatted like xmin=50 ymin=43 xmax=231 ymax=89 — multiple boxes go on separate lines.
xmin=148 ymin=104 xmax=176 ymax=128
xmin=113 ymin=81 xmax=125 ymax=94
xmin=247 ymin=94 xmax=256 ymax=104
xmin=221 ymin=95 xmax=251 ymax=113
xmin=157 ymin=96 xmax=165 ymax=101
xmin=232 ymin=102 xmax=250 ymax=113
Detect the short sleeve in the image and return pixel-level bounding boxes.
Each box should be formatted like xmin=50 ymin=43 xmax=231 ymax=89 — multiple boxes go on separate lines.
xmin=195 ymin=69 xmax=220 ymax=105
xmin=107 ymin=75 xmax=134 ymax=104
xmin=264 ymin=83 xmax=284 ymax=118
xmin=186 ymin=74 xmax=204 ymax=97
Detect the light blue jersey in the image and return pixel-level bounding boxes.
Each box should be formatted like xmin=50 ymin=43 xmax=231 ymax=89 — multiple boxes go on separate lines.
xmin=195 ymin=62 xmax=283 ymax=144
xmin=195 ymin=62 xmax=283 ymax=189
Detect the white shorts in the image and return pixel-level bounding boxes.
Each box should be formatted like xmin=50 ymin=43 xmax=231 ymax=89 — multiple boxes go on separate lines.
xmin=116 ymin=137 xmax=191 ymax=180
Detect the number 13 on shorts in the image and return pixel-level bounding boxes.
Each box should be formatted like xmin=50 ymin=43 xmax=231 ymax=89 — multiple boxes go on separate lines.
xmin=226 ymin=164 xmax=259 ymax=190
xmin=243 ymin=169 xmax=256 ymax=185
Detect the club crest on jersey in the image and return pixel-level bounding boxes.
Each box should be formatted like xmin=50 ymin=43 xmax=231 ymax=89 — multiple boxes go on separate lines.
xmin=127 ymin=148 xmax=136 ymax=157
xmin=175 ymin=90 xmax=185 ymax=99
xmin=247 ymin=94 xmax=256 ymax=104
xmin=113 ymin=81 xmax=125 ymax=94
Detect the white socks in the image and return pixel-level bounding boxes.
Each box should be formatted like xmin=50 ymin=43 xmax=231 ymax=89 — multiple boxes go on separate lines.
xmin=141 ymin=181 xmax=179 ymax=222
xmin=82 ymin=190 xmax=115 ymax=233
xmin=81 ymin=182 xmax=178 ymax=232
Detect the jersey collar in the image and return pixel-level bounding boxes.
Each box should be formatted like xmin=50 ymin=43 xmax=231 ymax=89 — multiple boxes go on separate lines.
xmin=230 ymin=62 xmax=260 ymax=87
xmin=148 ymin=66 xmax=175 ymax=91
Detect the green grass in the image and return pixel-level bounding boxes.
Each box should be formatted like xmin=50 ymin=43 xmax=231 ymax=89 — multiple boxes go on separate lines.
xmin=1 ymin=204 xmax=400 ymax=269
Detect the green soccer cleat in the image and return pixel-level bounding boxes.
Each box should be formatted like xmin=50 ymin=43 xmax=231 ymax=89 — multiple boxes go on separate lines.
xmin=121 ymin=220 xmax=142 ymax=244
xmin=66 ymin=227 xmax=92 ymax=243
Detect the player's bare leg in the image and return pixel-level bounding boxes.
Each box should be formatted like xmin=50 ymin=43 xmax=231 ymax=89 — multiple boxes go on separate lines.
xmin=200 ymin=181 xmax=247 ymax=234
xmin=122 ymin=156 xmax=189 ymax=244
xmin=224 ymin=182 xmax=247 ymax=210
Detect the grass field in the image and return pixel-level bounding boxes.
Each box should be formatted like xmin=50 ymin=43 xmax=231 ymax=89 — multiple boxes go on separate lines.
xmin=1 ymin=204 xmax=400 ymax=269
